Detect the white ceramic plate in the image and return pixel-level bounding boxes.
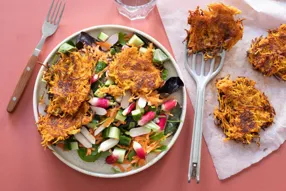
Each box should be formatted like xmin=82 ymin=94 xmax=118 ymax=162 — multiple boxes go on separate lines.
xmin=33 ymin=25 xmax=187 ymax=178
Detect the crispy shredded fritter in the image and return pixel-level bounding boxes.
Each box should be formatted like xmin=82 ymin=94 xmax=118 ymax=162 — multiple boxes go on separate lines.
xmin=38 ymin=102 xmax=92 ymax=147
xmin=247 ymin=24 xmax=286 ymax=80
xmin=43 ymin=51 xmax=94 ymax=116
xmin=187 ymin=3 xmax=243 ymax=59
xmin=214 ymin=76 xmax=275 ymax=144
xmin=38 ymin=47 xmax=95 ymax=147
xmin=108 ymin=44 xmax=163 ymax=95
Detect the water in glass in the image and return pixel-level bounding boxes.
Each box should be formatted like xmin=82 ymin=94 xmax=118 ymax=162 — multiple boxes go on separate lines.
xmin=114 ymin=0 xmax=157 ymax=20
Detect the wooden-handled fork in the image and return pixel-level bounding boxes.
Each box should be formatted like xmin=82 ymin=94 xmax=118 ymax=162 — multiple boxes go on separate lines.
xmin=7 ymin=0 xmax=65 ymax=113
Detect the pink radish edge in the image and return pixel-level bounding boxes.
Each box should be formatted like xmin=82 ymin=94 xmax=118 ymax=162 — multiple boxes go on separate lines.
xmin=133 ymin=141 xmax=146 ymax=159
xmin=122 ymin=102 xmax=136 ymax=116
xmin=90 ymin=74 xmax=99 ymax=84
xmin=105 ymin=154 xmax=118 ymax=164
xmin=138 ymin=111 xmax=156 ymax=126
xmin=157 ymin=114 xmax=167 ymax=131
xmin=89 ymin=97 xmax=114 ymax=108
xmin=162 ymin=99 xmax=177 ymax=112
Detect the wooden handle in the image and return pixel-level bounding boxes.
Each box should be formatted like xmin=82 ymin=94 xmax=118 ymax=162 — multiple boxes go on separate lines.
xmin=7 ymin=55 xmax=38 ymax=113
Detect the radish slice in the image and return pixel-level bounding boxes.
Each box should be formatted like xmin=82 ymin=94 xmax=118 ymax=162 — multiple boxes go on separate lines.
xmin=106 ymin=33 xmax=119 ymax=46
xmin=94 ymin=125 xmax=105 ymax=136
xmin=162 ymin=99 xmax=177 ymax=111
xmin=89 ymin=97 xmax=115 ymax=108
xmin=105 ymin=154 xmax=118 ymax=164
xmin=98 ymin=139 xmax=119 ymax=153
xmin=133 ymin=141 xmax=146 ymax=159
xmin=121 ymin=91 xmax=131 ymax=109
xmin=138 ymin=97 xmax=147 ymax=108
xmin=90 ymin=74 xmax=99 ymax=84
xmin=138 ymin=111 xmax=156 ymax=126
xmin=122 ymin=102 xmax=136 ymax=116
xmin=129 ymin=127 xmax=151 ymax=137
xmin=91 ymin=106 xmax=107 ymax=116
xmin=157 ymin=114 xmax=167 ymax=131
xmin=80 ymin=126 xmax=95 ymax=144
xmin=74 ymin=133 xmax=92 ymax=148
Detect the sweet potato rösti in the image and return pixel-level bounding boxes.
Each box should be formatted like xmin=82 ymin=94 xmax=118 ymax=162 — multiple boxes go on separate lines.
xmin=247 ymin=24 xmax=286 ymax=80
xmin=214 ymin=75 xmax=275 ymax=145
xmin=186 ymin=3 xmax=244 ymax=59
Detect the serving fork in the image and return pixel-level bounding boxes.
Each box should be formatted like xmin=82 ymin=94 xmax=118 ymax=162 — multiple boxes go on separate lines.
xmin=185 ymin=47 xmax=226 ymax=183
xmin=7 ymin=0 xmax=65 ymax=113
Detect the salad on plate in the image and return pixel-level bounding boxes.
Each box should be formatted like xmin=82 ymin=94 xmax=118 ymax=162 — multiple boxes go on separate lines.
xmin=37 ymin=30 xmax=184 ymax=172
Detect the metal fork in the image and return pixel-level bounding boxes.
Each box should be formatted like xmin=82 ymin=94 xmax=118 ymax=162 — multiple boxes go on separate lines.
xmin=7 ymin=0 xmax=66 ymax=113
xmin=185 ymin=47 xmax=226 ymax=183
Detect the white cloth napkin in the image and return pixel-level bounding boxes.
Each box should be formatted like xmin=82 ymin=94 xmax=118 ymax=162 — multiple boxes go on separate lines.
xmin=157 ymin=0 xmax=286 ymax=179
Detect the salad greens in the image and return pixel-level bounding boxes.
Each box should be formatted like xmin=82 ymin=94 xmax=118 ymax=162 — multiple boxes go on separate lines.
xmin=164 ymin=103 xmax=182 ymax=135
xmin=95 ymin=61 xmax=107 ymax=73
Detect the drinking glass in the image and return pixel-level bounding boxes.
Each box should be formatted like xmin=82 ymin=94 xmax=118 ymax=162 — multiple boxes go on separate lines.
xmin=114 ymin=0 xmax=157 ymax=20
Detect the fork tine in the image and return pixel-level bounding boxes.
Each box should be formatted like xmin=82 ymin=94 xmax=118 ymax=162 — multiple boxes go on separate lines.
xmin=208 ymin=58 xmax=215 ymax=75
xmin=191 ymin=54 xmax=196 ymax=71
xmin=49 ymin=0 xmax=59 ymax=23
xmin=210 ymin=51 xmax=226 ymax=78
xmin=200 ymin=53 xmax=205 ymax=76
xmin=46 ymin=0 xmax=55 ymax=21
xmin=53 ymin=1 xmax=62 ymax=24
xmin=56 ymin=2 xmax=65 ymax=25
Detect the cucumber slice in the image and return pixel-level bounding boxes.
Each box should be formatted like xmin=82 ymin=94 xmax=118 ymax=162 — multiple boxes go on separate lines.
xmin=108 ymin=127 xmax=120 ymax=140
xmin=144 ymin=121 xmax=160 ymax=132
xmin=128 ymin=34 xmax=144 ymax=47
xmin=69 ymin=142 xmax=79 ymax=150
xmin=115 ymin=110 xmax=127 ymax=122
xmin=153 ymin=49 xmax=169 ymax=63
xmin=139 ymin=47 xmax=147 ymax=54
xmin=105 ymin=78 xmax=114 ymax=86
xmin=131 ymin=109 xmax=142 ymax=121
xmin=119 ymin=135 xmax=131 ymax=146
xmin=113 ymin=148 xmax=126 ymax=163
xmin=98 ymin=32 xmax=109 ymax=42
xmin=58 ymin=43 xmax=76 ymax=53
xmin=102 ymin=127 xmax=110 ymax=139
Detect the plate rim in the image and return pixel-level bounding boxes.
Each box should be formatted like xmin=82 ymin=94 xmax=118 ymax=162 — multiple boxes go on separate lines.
xmin=33 ymin=24 xmax=187 ymax=178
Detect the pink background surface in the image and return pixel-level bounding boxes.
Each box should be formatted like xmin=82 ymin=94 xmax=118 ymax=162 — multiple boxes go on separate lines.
xmin=1 ymin=0 xmax=286 ymax=190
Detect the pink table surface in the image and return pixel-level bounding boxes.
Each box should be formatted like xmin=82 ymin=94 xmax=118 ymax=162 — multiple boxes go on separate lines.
xmin=1 ymin=0 xmax=286 ymax=191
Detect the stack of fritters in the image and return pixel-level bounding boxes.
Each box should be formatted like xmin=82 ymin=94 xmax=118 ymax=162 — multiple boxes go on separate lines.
xmin=38 ymin=51 xmax=94 ymax=147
